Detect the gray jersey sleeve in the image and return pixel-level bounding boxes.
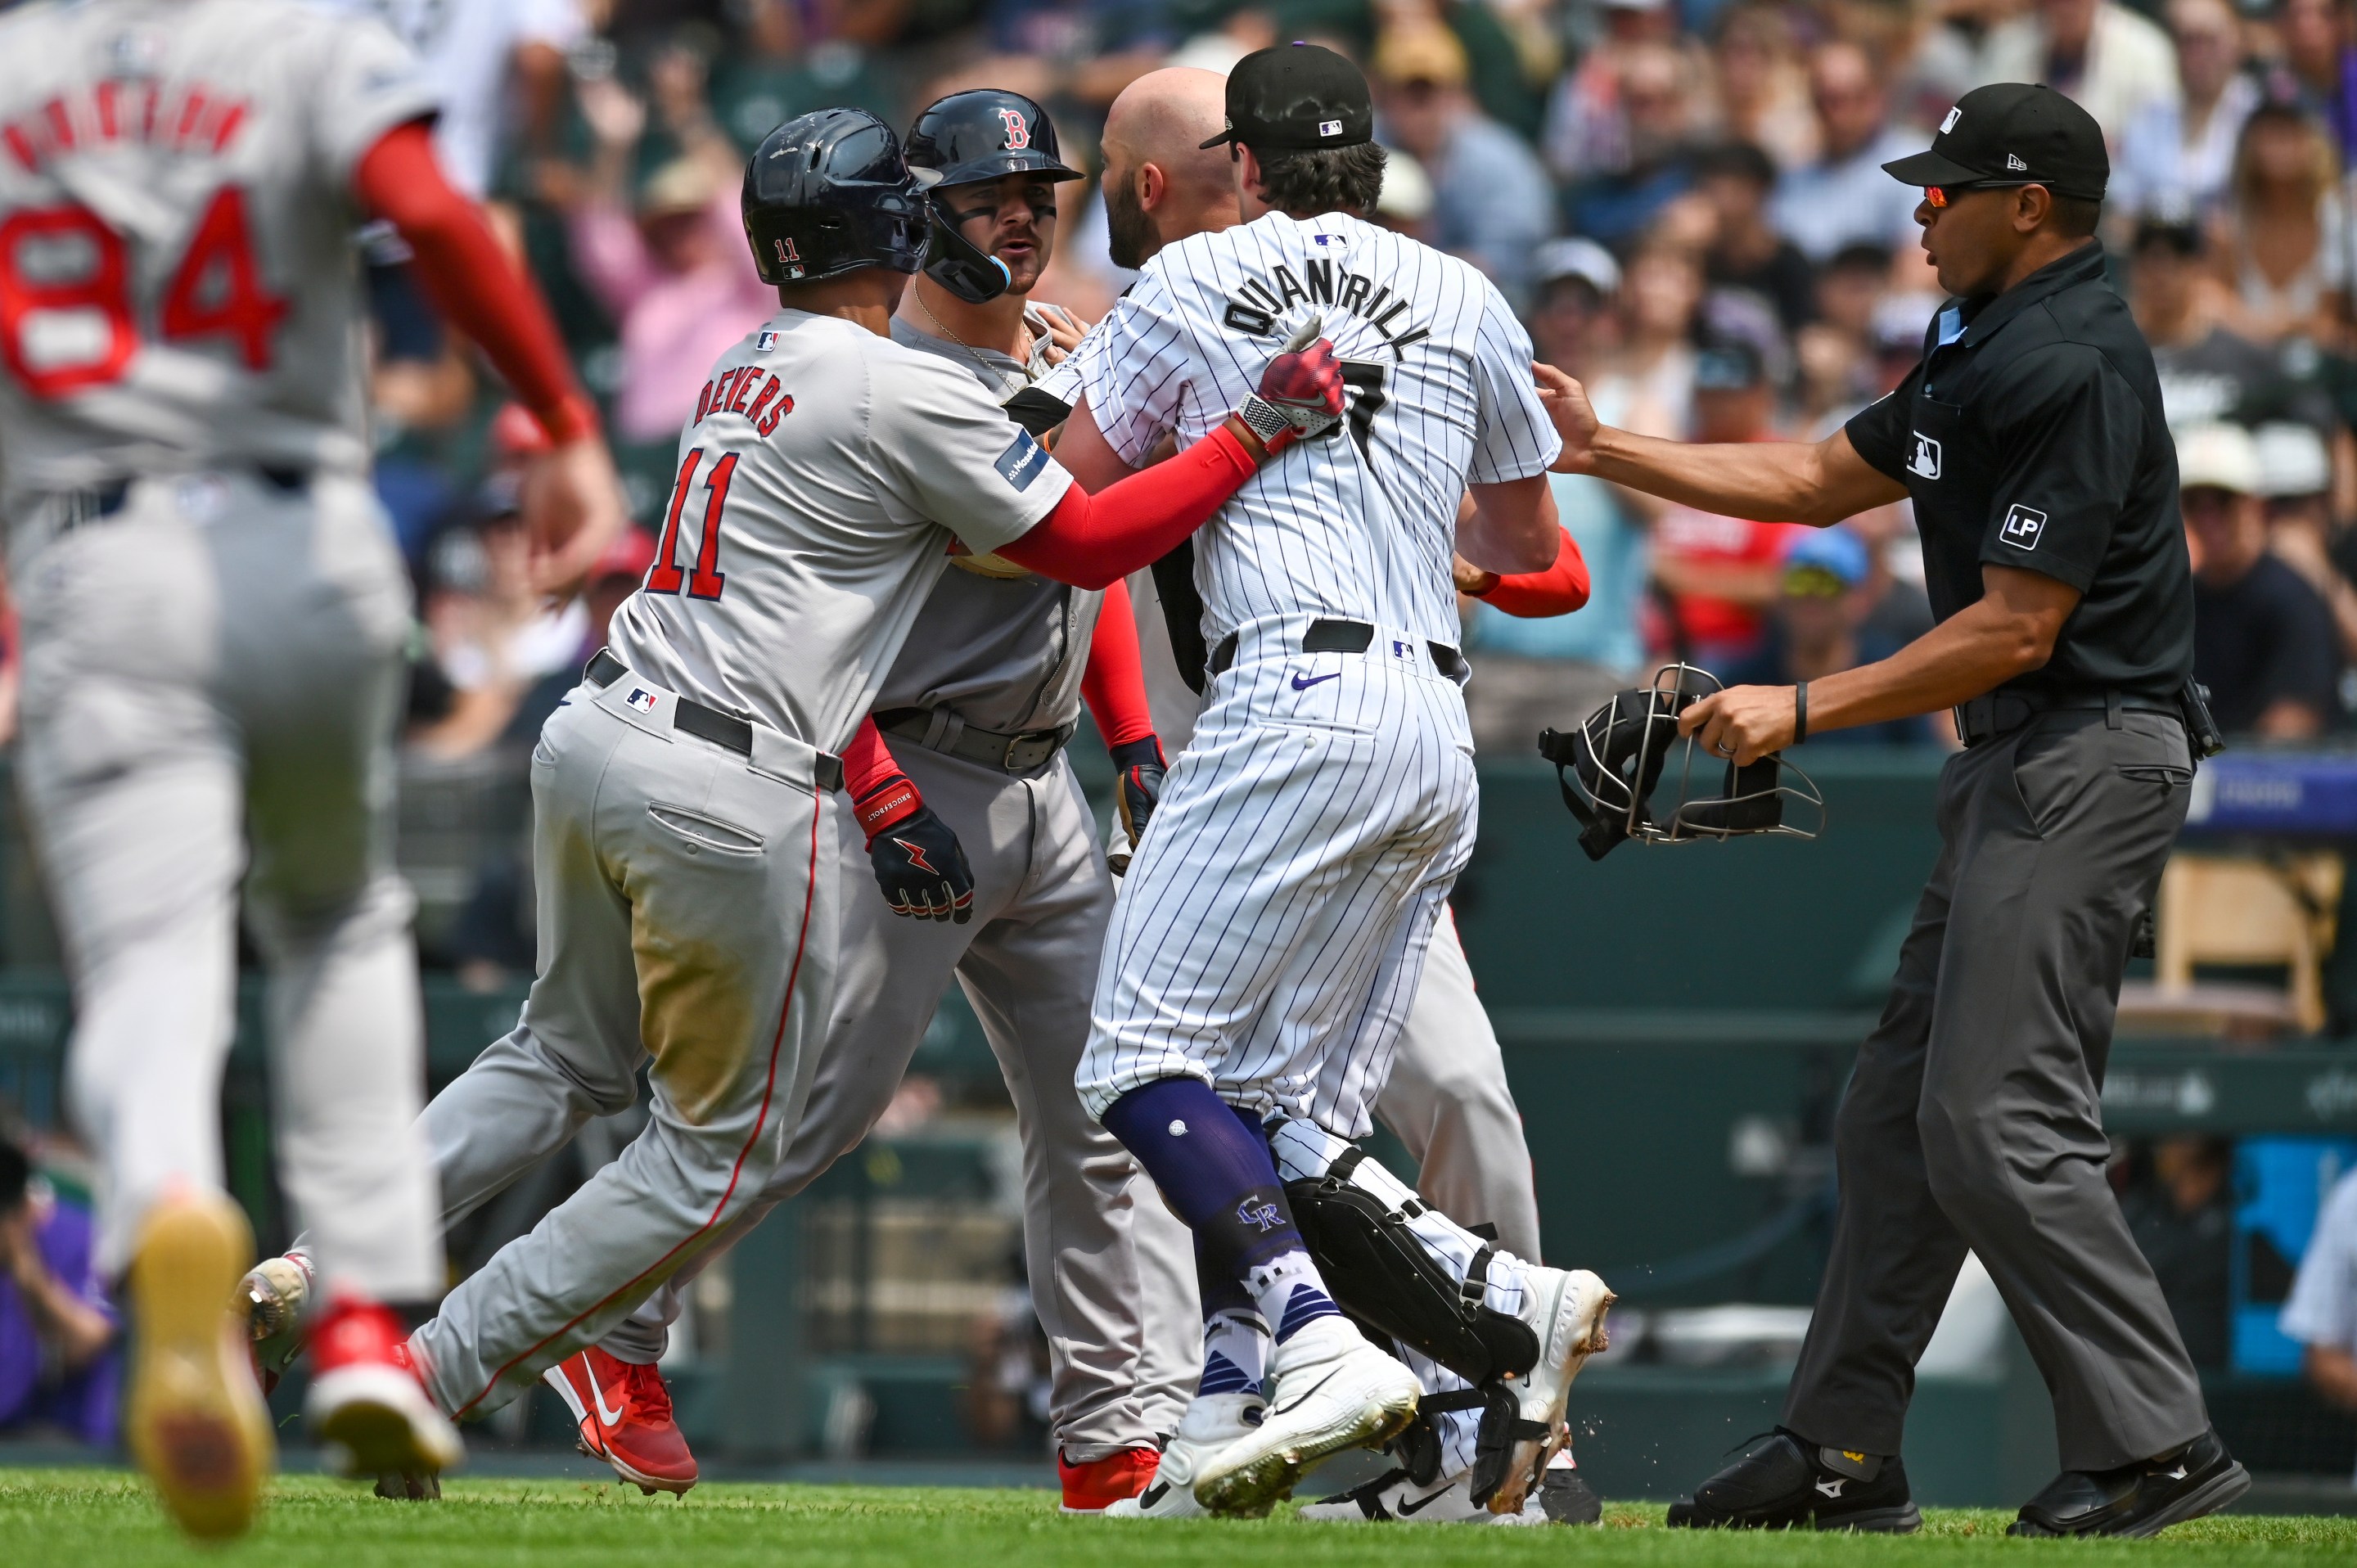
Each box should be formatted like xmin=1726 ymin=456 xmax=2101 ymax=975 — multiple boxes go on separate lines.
xmin=1465 ymin=283 xmax=1562 ymax=485
xmin=1067 ymin=270 xmax=1194 ymax=468
xmin=304 ymin=11 xmax=440 ymax=191
xmin=869 ymin=347 xmax=1075 ymax=554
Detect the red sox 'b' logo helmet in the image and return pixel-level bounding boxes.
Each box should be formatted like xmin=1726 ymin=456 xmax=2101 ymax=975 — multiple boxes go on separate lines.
xmin=998 ymin=107 xmax=1030 ymax=150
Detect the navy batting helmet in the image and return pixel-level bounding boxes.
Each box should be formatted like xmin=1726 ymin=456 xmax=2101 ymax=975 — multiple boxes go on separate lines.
xmin=741 ymin=107 xmax=935 ymax=287
xmin=905 ymin=89 xmax=1084 ymax=189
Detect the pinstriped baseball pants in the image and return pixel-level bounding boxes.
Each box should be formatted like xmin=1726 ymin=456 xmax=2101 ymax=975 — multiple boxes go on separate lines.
xmin=1077 ymin=625 xmax=1478 ymax=1139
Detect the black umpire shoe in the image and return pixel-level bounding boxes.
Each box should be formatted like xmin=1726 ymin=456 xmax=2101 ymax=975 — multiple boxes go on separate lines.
xmin=2008 ymin=1427 xmax=2250 ymax=1538
xmin=1665 ymin=1431 xmax=1921 ymax=1532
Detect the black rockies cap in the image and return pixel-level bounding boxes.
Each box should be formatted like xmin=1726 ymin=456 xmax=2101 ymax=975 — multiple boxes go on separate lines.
xmin=1200 ymin=43 xmax=1373 ymax=152
xmin=1882 ymin=82 xmax=2107 ymax=201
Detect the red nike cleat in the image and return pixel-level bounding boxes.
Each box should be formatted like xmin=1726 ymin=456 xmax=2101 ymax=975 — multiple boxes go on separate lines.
xmin=542 ymin=1347 xmax=698 ymax=1495
xmin=1059 ymin=1445 xmax=1161 ymax=1513
xmin=306 ymin=1297 xmax=462 ymax=1482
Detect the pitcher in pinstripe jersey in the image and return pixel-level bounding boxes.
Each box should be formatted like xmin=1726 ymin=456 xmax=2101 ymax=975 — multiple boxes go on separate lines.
xmin=1052 ymin=46 xmax=1610 ymax=1522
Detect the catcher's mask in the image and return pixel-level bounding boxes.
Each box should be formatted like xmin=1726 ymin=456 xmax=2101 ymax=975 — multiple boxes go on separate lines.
xmin=1538 ymin=665 xmax=1824 ymax=861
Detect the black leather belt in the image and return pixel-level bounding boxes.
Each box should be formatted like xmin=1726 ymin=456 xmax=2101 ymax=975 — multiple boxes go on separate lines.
xmin=874 ymin=707 xmax=1077 ymax=773
xmin=76 ymin=465 xmax=310 ymax=522
xmin=1206 ymin=618 xmax=1469 ymax=682
xmin=586 ymin=648 xmax=764 ymax=761
xmin=1954 ymin=687 xmax=2181 ymax=749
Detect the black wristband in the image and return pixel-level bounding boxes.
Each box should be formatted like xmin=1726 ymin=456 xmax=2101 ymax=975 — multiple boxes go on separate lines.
xmin=1794 ymin=681 xmax=1809 ymax=746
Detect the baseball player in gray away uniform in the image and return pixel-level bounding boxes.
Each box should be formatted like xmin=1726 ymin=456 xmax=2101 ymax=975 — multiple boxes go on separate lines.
xmin=0 ymin=0 xmax=623 ymax=1535
xmin=1039 ymin=65 xmax=1600 ymax=1525
xmin=280 ymin=108 xmax=1341 ymax=1478
xmin=535 ymin=92 xmax=1196 ymax=1508
xmin=1054 ymin=46 xmax=1609 ymax=1522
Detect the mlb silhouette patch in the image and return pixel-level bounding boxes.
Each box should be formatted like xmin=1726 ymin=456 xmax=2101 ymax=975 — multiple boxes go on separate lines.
xmin=1907 ymin=432 xmax=1941 ymax=480
xmin=1999 ymin=504 xmax=2047 ymax=550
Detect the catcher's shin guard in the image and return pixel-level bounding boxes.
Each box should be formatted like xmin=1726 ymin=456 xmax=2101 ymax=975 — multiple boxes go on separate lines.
xmin=1286 ymin=1147 xmax=1539 ymax=1389
xmin=1388 ymin=1385 xmax=1550 ymax=1508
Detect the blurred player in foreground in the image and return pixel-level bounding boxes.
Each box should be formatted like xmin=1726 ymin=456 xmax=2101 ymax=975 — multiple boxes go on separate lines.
xmin=0 ymin=0 xmax=624 ymax=1536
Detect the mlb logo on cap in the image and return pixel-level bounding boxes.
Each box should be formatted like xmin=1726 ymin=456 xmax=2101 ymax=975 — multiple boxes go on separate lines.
xmin=1319 ymin=119 xmax=1342 ymax=137
xmin=625 ymin=687 xmax=660 ymax=714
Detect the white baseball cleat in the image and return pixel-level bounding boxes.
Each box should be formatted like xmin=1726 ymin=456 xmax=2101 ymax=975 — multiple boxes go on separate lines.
xmin=1300 ymin=1466 xmax=1549 ymax=1525
xmin=1485 ymin=1267 xmax=1614 ymax=1516
xmin=1102 ymin=1392 xmax=1266 ymax=1519
xmin=1191 ymin=1317 xmax=1420 ymax=1516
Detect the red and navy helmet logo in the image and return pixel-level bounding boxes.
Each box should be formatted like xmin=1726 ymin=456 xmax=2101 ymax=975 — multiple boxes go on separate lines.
xmin=998 ymin=107 xmax=1030 ymax=150
xmin=774 ymin=237 xmax=800 ymax=264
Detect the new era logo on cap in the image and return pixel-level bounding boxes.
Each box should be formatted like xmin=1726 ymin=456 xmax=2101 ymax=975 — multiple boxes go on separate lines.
xmin=2007 ymin=153 xmax=2027 ymax=170
xmin=1940 ymin=106 xmax=1962 ymax=133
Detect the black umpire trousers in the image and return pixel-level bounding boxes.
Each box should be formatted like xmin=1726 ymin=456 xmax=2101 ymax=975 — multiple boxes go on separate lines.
xmin=1782 ymin=708 xmax=2211 ymax=1473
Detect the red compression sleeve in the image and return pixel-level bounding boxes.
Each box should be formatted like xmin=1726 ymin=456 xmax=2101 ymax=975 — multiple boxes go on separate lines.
xmin=1080 ymin=577 xmax=1156 ymax=747
xmin=842 ymin=717 xmax=921 ymax=840
xmin=354 ymin=122 xmax=598 ymax=445
xmin=996 ymin=425 xmax=1259 ymax=591
xmin=1475 ymin=527 xmax=1590 ymax=618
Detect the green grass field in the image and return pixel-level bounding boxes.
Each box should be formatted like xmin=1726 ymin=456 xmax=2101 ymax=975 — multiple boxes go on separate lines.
xmin=8 ymin=1471 xmax=2357 ymax=1568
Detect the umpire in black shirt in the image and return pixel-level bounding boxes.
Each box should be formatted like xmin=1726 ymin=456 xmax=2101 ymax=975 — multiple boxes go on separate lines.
xmin=1535 ymin=83 xmax=2247 ymax=1538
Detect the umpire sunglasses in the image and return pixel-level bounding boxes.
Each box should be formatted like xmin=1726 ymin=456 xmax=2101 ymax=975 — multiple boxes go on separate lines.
xmin=1922 ymin=180 xmax=2036 ymax=208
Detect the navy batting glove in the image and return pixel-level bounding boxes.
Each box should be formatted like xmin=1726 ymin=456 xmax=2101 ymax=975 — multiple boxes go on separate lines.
xmin=1109 ymin=735 xmax=1166 ymax=875
xmin=854 ymin=775 xmax=975 ymax=924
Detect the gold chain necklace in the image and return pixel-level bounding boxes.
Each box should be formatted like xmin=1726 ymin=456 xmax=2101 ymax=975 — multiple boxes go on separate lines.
xmin=914 ymin=291 xmax=1031 ymax=399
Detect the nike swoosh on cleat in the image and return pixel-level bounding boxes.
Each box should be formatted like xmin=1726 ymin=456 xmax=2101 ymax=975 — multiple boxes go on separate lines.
xmin=588 ymin=1363 xmax=624 ymax=1429
xmin=1290 ymin=671 xmax=1340 ymax=690
xmin=1265 ymin=1366 xmax=1344 ymax=1419
xmin=1395 ymin=1488 xmax=1451 ymax=1517
xmin=1137 ymin=1482 xmax=1169 ymax=1508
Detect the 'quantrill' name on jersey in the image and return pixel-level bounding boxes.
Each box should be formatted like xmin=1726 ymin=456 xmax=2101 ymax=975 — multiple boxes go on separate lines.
xmin=1221 ymin=256 xmax=1430 ymax=358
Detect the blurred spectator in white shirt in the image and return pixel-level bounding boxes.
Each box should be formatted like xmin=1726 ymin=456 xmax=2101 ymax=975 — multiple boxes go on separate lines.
xmin=333 ymin=0 xmax=584 ymax=199
xmin=1977 ymin=0 xmax=2181 ymax=149
xmin=1376 ymin=20 xmax=1557 ymax=305
xmin=2111 ymin=0 xmax=2261 ymax=223
xmin=2210 ymin=101 xmax=2350 ymax=348
xmin=1771 ymin=41 xmax=1924 ymax=264
xmin=2280 ymin=1163 xmax=2357 ymax=1477
xmin=1709 ymin=2 xmax=1819 ymax=172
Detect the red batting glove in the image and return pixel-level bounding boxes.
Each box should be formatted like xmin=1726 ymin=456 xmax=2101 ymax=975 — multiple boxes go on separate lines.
xmin=1238 ymin=337 xmax=1345 ymax=453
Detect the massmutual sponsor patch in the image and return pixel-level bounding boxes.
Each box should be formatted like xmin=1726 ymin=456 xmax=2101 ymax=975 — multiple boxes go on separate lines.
xmin=994 ymin=429 xmax=1051 ymax=491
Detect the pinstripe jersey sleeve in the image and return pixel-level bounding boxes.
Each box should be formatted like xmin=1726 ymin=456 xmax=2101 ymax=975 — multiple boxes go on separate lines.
xmin=1464 ymin=283 xmax=1562 ymax=485
xmin=1069 ymin=270 xmax=1194 ymax=468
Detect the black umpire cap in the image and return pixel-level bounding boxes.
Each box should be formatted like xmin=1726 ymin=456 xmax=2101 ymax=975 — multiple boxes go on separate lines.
xmin=1882 ymin=83 xmax=2108 ymax=201
xmin=1200 ymin=43 xmax=1374 ymax=152
xmin=905 ymin=88 xmax=1084 ymax=189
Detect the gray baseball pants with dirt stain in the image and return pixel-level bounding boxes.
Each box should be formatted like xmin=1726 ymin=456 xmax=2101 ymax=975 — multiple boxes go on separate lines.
xmin=409 ymin=664 xmax=838 ymax=1419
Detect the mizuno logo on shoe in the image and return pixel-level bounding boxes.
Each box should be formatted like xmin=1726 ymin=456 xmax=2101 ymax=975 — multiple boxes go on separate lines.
xmin=1816 ymin=1478 xmax=1845 ymax=1498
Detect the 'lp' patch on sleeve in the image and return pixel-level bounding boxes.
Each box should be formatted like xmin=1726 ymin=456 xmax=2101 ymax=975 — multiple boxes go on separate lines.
xmin=1999 ymin=504 xmax=2047 ymax=551
xmin=995 ymin=429 xmax=1052 ymax=491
